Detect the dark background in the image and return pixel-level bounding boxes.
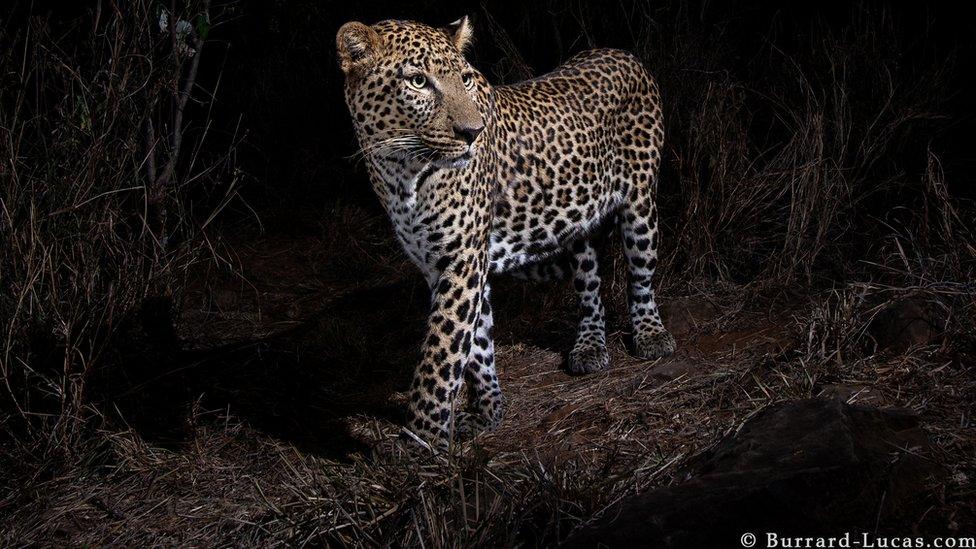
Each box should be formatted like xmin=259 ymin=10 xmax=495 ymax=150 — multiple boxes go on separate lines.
xmin=207 ymin=0 xmax=976 ymax=212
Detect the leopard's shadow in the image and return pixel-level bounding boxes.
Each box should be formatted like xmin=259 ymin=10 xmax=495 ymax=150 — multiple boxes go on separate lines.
xmin=98 ymin=268 xmax=612 ymax=459
xmin=97 ymin=279 xmax=429 ymax=460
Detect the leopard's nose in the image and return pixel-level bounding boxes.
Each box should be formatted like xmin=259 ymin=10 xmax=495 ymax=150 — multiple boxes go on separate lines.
xmin=454 ymin=123 xmax=484 ymax=145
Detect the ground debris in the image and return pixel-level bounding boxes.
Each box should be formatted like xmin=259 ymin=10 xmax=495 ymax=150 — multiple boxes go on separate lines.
xmin=563 ymin=398 xmax=943 ymax=548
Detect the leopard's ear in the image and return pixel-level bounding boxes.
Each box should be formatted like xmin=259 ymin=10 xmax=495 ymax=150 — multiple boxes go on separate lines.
xmin=447 ymin=15 xmax=474 ymax=53
xmin=336 ymin=21 xmax=381 ymax=74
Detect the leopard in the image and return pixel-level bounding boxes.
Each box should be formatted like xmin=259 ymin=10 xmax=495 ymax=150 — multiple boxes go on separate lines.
xmin=336 ymin=16 xmax=675 ymax=450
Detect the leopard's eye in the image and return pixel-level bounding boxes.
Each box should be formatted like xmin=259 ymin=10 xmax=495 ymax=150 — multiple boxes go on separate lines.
xmin=407 ymin=74 xmax=428 ymax=90
xmin=461 ymin=72 xmax=474 ymax=89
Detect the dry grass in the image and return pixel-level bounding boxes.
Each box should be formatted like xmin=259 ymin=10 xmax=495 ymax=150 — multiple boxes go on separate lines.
xmin=0 ymin=2 xmax=238 ymax=452
xmin=2 ymin=198 xmax=972 ymax=545
xmin=625 ymin=3 xmax=954 ymax=287
xmin=2 ymin=305 xmax=971 ymax=545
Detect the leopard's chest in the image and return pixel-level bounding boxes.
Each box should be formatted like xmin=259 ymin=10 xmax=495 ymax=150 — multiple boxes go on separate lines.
xmin=379 ymin=166 xmax=463 ymax=282
xmin=386 ymin=192 xmax=434 ymax=275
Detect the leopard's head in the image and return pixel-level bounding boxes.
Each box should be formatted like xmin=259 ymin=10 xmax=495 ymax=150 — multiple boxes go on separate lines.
xmin=337 ymin=17 xmax=489 ymax=169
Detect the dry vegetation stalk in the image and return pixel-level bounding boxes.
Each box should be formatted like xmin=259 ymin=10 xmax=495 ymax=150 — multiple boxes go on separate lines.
xmin=0 ymin=1 xmax=238 ymax=454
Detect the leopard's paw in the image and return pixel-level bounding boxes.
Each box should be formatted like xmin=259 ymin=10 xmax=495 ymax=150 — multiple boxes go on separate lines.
xmin=633 ymin=329 xmax=677 ymax=360
xmin=398 ymin=426 xmax=448 ymax=454
xmin=567 ymin=344 xmax=610 ymax=374
xmin=452 ymin=411 xmax=490 ymax=439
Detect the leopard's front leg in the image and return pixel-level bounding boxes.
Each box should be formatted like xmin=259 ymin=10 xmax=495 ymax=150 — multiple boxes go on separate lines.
xmin=404 ymin=250 xmax=488 ymax=450
xmin=457 ymin=281 xmax=504 ymax=437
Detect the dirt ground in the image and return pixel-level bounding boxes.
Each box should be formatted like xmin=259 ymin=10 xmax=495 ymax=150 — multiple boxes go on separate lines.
xmin=2 ymin=205 xmax=973 ymax=546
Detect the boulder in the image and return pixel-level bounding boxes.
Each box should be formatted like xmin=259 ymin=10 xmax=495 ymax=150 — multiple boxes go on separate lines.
xmin=563 ymin=398 xmax=941 ymax=548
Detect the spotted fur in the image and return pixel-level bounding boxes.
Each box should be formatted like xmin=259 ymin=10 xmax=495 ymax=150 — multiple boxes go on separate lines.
xmin=337 ymin=17 xmax=675 ymax=449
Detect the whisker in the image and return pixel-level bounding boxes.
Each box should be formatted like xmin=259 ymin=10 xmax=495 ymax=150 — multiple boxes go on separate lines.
xmin=347 ymin=134 xmax=424 ymax=161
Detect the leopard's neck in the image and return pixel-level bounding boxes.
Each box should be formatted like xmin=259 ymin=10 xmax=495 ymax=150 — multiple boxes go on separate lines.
xmin=366 ymin=155 xmax=438 ymax=212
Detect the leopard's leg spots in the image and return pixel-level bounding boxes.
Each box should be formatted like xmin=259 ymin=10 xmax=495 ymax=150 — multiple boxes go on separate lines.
xmin=567 ymin=239 xmax=610 ymax=374
xmin=459 ymin=282 xmax=504 ymax=438
xmin=402 ymin=254 xmax=487 ymax=451
xmin=618 ymin=187 xmax=675 ymax=360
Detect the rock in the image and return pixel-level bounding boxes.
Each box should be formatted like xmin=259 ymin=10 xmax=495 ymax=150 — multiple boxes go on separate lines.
xmin=562 ymin=399 xmax=941 ymax=549
xmin=868 ymin=297 xmax=946 ymax=353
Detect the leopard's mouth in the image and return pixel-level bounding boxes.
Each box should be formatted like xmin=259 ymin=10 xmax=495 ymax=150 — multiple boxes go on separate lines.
xmin=417 ymin=135 xmax=475 ymax=169
xmin=435 ymin=150 xmax=472 ymax=169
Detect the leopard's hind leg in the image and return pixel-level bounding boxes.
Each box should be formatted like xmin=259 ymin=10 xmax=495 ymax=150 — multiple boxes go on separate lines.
xmin=615 ymin=81 xmax=676 ymax=360
xmin=618 ymin=190 xmax=675 ymax=359
xmin=507 ymin=241 xmax=610 ymax=374
xmin=567 ymin=239 xmax=611 ymax=374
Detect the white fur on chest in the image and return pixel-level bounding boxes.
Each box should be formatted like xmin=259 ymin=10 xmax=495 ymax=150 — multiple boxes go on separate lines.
xmin=383 ymin=163 xmax=439 ymax=281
